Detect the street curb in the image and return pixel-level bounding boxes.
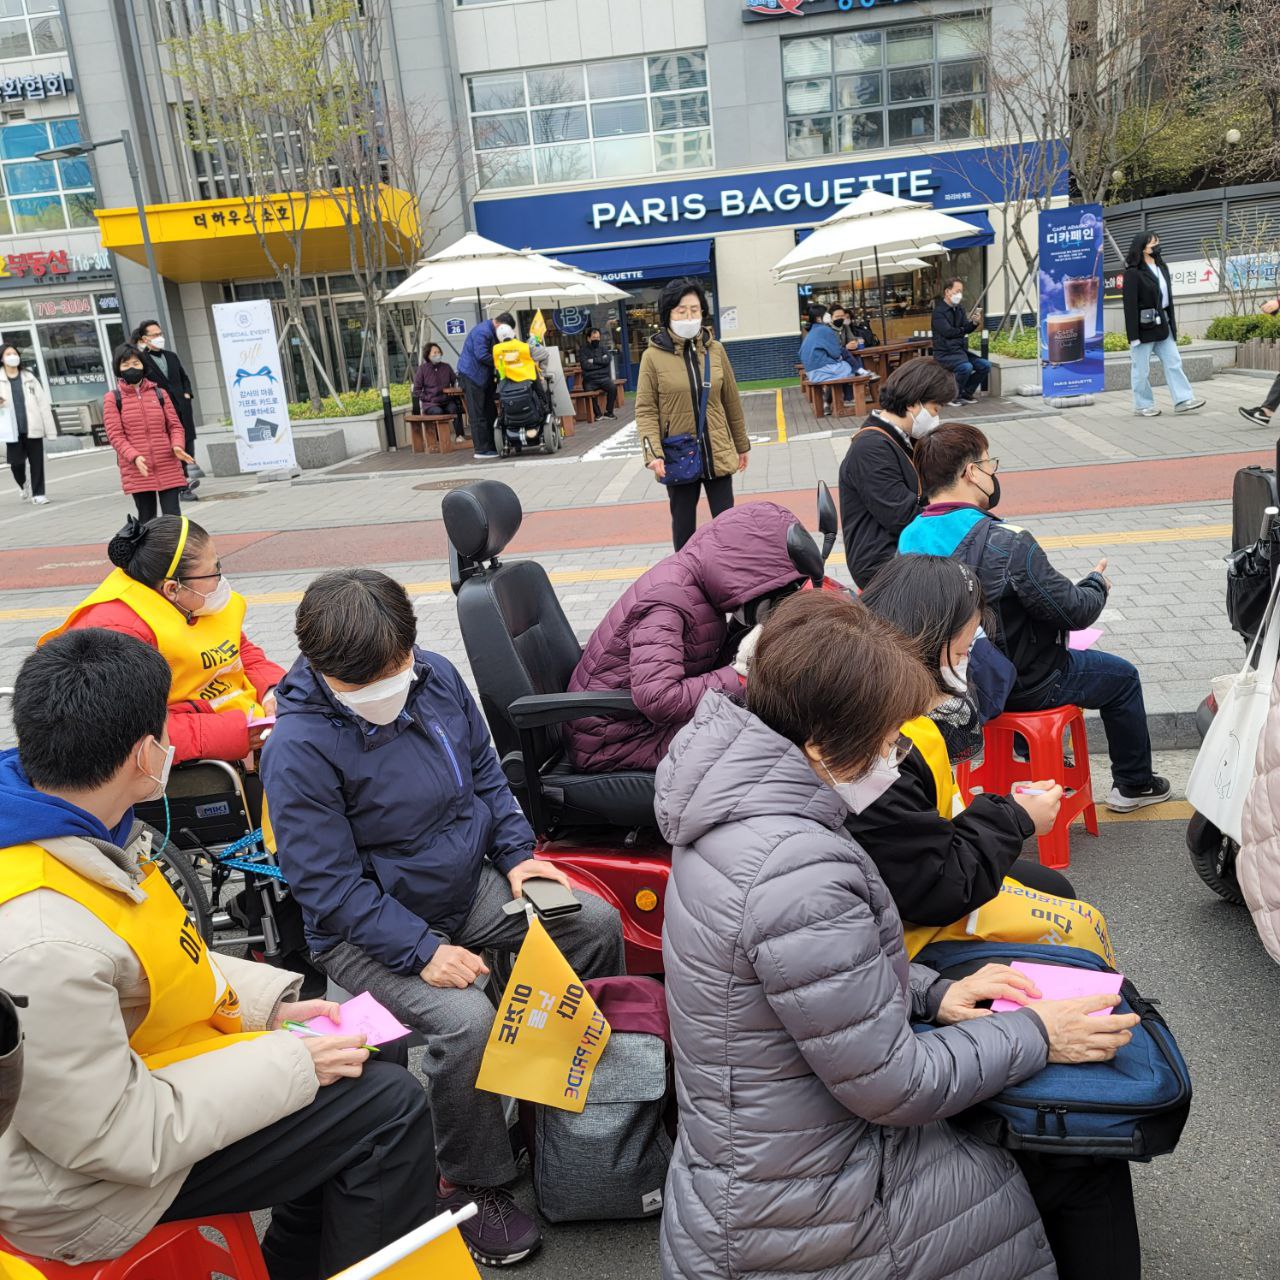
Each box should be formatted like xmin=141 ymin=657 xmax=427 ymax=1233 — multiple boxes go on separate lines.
xmin=1086 ymin=709 xmax=1200 ymax=752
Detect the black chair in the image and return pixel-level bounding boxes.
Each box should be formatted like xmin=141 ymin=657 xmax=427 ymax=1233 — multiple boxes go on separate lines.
xmin=442 ymin=480 xmax=657 ymax=839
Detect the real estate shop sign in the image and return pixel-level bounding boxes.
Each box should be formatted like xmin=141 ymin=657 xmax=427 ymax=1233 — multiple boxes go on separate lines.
xmin=1038 ymin=204 xmax=1105 ymax=398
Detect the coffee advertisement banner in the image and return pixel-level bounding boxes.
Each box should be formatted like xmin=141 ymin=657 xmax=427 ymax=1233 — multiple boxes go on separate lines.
xmin=1038 ymin=204 xmax=1105 ymax=398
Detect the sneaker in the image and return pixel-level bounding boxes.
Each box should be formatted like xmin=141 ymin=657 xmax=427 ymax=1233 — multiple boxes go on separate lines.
xmin=20 ymin=477 xmax=29 ymax=502
xmin=1105 ymin=775 xmax=1173 ymax=813
xmin=601 ymin=412 xmax=617 ymax=419
xmin=1239 ymin=405 xmax=1273 ymax=427
xmin=31 ymin=494 xmax=48 ymax=505
xmin=437 ymin=1183 xmax=541 ymax=1267
xmin=180 ymin=486 xmax=200 ymax=501
xmin=1134 ymin=407 xmax=1161 ymax=417
xmin=472 ymin=451 xmax=500 ymax=461
xmin=947 ymin=398 xmax=965 ymax=408
xmin=1173 ymin=397 xmax=1206 ymax=414
xmin=187 ymin=463 xmax=207 ymax=479
xmin=960 ymin=395 xmax=979 ymax=404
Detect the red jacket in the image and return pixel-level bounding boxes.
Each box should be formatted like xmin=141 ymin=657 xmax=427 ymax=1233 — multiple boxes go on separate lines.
xmin=103 ymin=378 xmax=186 ymax=495
xmin=68 ymin=599 xmax=285 ymax=763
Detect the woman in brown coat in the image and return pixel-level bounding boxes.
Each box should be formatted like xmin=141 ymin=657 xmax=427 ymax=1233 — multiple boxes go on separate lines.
xmin=636 ymin=277 xmax=750 ymax=550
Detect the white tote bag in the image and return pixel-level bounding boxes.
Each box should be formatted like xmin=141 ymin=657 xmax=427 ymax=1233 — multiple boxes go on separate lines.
xmin=1186 ymin=571 xmax=1280 ymax=843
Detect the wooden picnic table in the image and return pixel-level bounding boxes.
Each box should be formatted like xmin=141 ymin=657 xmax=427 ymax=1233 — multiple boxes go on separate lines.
xmin=854 ymin=339 xmax=932 ymax=382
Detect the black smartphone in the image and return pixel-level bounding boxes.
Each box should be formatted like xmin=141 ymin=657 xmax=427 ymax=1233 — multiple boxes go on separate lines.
xmin=520 ymin=877 xmax=581 ymax=919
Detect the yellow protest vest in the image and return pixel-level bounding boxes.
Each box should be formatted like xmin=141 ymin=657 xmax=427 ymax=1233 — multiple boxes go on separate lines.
xmin=40 ymin=568 xmax=263 ymax=720
xmin=493 ymin=340 xmax=537 ymax=383
xmin=0 ymin=843 xmax=264 ymax=1070
xmin=899 ymin=717 xmax=1115 ymax=967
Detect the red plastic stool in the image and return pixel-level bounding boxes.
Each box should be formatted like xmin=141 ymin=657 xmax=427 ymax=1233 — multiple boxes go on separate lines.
xmin=955 ymin=706 xmax=1098 ymax=870
xmin=0 ymin=1215 xmax=267 ymax=1279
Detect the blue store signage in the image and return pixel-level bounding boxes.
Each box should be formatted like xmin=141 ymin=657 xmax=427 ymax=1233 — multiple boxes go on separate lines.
xmin=474 ymin=143 xmax=1062 ymax=253
xmin=743 ymin=0 xmax=921 ymax=19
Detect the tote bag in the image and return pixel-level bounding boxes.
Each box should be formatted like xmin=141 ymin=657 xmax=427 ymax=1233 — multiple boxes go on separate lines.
xmin=1186 ymin=568 xmax=1280 ymax=843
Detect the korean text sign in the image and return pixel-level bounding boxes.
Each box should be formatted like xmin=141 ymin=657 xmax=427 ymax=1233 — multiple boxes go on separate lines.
xmin=211 ymin=299 xmax=298 ymax=473
xmin=475 ymin=917 xmax=611 ymax=1113
xmin=1038 ymin=204 xmax=1105 ymax=398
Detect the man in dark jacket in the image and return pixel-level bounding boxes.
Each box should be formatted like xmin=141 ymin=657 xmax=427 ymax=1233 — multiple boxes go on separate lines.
xmin=930 ymin=278 xmax=989 ymax=404
xmin=134 ymin=319 xmax=201 ymax=499
xmin=457 ymin=313 xmax=514 ymax=460
xmin=261 ymin=568 xmax=624 ymax=1267
xmin=901 ymin=423 xmax=1171 ymax=812
xmin=579 ymin=327 xmax=617 ymax=419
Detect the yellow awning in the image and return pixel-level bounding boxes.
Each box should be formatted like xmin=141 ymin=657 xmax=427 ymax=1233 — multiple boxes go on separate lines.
xmin=96 ymin=186 xmax=419 ymax=283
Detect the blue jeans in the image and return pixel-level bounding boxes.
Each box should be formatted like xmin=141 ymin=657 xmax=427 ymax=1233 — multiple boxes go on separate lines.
xmin=1008 ymin=648 xmax=1153 ymax=788
xmin=1130 ymin=336 xmax=1195 ymax=411
xmin=942 ymin=355 xmax=991 ymax=398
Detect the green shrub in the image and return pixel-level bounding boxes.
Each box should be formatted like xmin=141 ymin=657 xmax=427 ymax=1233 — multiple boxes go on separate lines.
xmin=1205 ymin=314 xmax=1280 ymax=343
xmin=288 ymin=381 xmax=413 ymax=421
xmin=970 ymin=330 xmax=1192 ymax=358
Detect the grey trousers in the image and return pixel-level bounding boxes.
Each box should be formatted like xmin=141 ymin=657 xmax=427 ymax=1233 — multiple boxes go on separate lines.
xmin=317 ymin=863 xmax=624 ymax=1188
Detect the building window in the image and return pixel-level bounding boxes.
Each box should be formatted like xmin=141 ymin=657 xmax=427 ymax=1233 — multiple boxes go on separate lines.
xmin=0 ymin=118 xmax=93 ymax=234
xmin=0 ymin=0 xmax=65 ymax=60
xmin=467 ymin=50 xmax=713 ymax=191
xmin=782 ymin=15 xmax=986 ymax=160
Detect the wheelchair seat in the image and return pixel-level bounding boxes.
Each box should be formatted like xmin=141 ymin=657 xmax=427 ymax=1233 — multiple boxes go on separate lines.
xmin=442 ymin=480 xmax=656 ymax=836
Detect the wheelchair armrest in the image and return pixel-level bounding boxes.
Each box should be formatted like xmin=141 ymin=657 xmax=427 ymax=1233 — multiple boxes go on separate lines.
xmin=508 ymin=691 xmax=639 ymax=729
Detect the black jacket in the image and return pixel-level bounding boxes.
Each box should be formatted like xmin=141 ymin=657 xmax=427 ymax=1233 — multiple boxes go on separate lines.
xmin=843 ymin=742 xmax=1035 ymax=925
xmin=958 ymin=513 xmax=1109 ymax=703
xmin=1122 ymin=258 xmax=1176 ymax=344
xmin=930 ymin=299 xmax=978 ymax=363
xmin=579 ymin=340 xmax=615 ymax=389
xmin=138 ymin=346 xmax=196 ymax=437
xmin=838 ymin=413 xmax=922 ymax=587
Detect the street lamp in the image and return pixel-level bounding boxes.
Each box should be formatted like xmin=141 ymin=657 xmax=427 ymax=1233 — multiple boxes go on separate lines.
xmin=36 ymin=128 xmax=173 ymax=341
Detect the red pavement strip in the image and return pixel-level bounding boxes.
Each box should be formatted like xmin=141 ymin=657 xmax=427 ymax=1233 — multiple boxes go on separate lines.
xmin=3 ymin=449 xmax=1267 ymax=592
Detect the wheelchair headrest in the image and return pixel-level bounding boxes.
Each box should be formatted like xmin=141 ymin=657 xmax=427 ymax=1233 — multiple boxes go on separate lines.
xmin=442 ymin=481 xmax=524 ymax=562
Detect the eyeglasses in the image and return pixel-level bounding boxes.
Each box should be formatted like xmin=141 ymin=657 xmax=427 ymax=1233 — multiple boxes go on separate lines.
xmin=885 ymin=733 xmax=913 ymax=767
xmin=973 ymin=457 xmax=1000 ymax=475
xmin=181 ymin=562 xmax=223 ymax=585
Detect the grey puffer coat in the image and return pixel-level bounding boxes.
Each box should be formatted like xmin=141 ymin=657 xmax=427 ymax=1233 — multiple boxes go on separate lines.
xmin=656 ymin=691 xmax=1056 ymax=1280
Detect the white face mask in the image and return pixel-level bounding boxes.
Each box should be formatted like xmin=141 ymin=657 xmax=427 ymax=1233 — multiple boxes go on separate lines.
xmin=910 ymin=406 xmax=941 ymax=439
xmin=494 ymin=324 xmax=516 ymax=342
xmin=950 ymin=293 xmax=963 ymax=306
xmin=138 ymin=737 xmax=175 ymax=803
xmin=821 ymin=312 xmax=833 ymax=325
xmin=327 ymin=664 xmax=415 ymax=726
xmin=428 ymin=353 xmax=440 ymax=363
xmin=941 ymin=653 xmax=970 ymax=694
xmin=184 ymin=576 xmax=232 ymax=616
xmin=147 ymin=335 xmax=165 ymax=350
xmin=3 ymin=354 xmax=19 ymax=368
xmin=820 ymin=753 xmax=900 ymax=815
xmin=671 ymin=317 xmax=702 ymax=340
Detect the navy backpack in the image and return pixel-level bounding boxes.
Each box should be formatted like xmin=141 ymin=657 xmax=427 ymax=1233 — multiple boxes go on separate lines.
xmin=915 ymin=940 xmax=1192 ymax=1161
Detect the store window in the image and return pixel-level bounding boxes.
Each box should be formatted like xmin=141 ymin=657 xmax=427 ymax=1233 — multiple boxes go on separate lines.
xmin=783 ymin=15 xmax=986 ymax=160
xmin=468 ymin=50 xmax=713 ymax=190
xmin=0 ymin=0 xmax=65 ymax=60
xmin=0 ymin=118 xmax=95 ymax=233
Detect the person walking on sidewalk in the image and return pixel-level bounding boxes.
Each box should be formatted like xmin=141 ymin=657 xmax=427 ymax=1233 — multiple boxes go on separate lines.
xmin=104 ymin=343 xmax=193 ymax=522
xmin=637 ymin=277 xmax=750 ymax=550
xmin=1123 ymin=231 xmax=1205 ymax=419
xmin=931 ymin=278 xmax=990 ymax=405
xmin=457 ymin=313 xmax=514 ymax=460
xmin=134 ymin=320 xmax=203 ymax=500
xmin=0 ymin=344 xmax=54 ymax=506
xmin=1239 ymin=295 xmax=1280 ymax=427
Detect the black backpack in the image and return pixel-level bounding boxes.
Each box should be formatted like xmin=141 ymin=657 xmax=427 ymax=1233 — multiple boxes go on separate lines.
xmin=112 ymin=386 xmax=167 ymax=414
xmin=497 ymin=379 xmax=545 ymax=429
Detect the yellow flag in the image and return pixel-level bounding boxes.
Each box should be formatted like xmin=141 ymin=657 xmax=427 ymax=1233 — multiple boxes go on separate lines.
xmin=329 ymin=1213 xmax=481 ymax=1280
xmin=0 ymin=1254 xmax=46 ymax=1280
xmin=529 ymin=309 xmax=547 ymax=342
xmin=475 ymin=916 xmax=610 ymax=1113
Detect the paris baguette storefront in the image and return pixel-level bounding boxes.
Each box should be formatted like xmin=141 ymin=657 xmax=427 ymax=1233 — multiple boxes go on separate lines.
xmin=472 ymin=141 xmax=1033 ymax=386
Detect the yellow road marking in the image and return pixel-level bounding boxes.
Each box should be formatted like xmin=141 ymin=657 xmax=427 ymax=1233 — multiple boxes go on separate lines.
xmin=775 ymin=388 xmax=787 ymax=444
xmin=1094 ymin=800 xmax=1193 ymax=824
xmin=1039 ymin=524 xmax=1229 ymax=550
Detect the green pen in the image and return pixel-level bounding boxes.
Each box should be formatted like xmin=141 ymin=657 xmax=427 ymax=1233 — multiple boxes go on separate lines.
xmin=283 ymin=1019 xmax=380 ymax=1053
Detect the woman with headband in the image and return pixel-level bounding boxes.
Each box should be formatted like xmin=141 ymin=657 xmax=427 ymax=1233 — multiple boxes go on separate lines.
xmin=40 ymin=514 xmax=282 ymax=765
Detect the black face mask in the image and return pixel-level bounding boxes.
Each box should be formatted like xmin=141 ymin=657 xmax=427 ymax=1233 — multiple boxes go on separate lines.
xmin=120 ymin=367 xmax=145 ymax=385
xmin=975 ymin=470 xmax=1001 ymax=511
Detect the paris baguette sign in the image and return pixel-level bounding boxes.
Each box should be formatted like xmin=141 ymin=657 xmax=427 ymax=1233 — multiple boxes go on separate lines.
xmin=744 ymin=0 xmax=921 ymax=18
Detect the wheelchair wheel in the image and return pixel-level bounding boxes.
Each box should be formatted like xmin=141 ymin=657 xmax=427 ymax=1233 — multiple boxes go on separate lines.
xmin=148 ymin=835 xmax=214 ymax=940
xmin=1186 ymin=811 xmax=1245 ymax=905
xmin=541 ymin=419 xmax=561 ymax=454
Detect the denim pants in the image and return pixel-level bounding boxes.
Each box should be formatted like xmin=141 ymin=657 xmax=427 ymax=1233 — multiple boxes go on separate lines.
xmin=943 ymin=355 xmax=991 ymax=398
xmin=1007 ymin=648 xmax=1153 ymax=788
xmin=1130 ymin=336 xmax=1195 ymax=410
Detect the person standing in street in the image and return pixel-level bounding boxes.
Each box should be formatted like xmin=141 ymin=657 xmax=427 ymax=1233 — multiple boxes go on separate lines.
xmin=457 ymin=312 xmax=514 ymax=461
xmin=1238 ymin=295 xmax=1280 ymax=426
xmin=636 ymin=277 xmax=749 ymax=551
xmin=579 ymin=327 xmax=618 ymax=419
xmin=134 ymin=320 xmax=203 ymax=501
xmin=930 ymin=277 xmax=989 ymax=405
xmin=1123 ymin=231 xmax=1205 ymax=419
xmin=0 ymin=344 xmax=55 ymax=506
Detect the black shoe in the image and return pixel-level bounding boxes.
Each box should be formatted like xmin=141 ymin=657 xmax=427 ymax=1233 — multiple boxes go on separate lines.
xmin=961 ymin=395 xmax=979 ymax=404
xmin=601 ymin=412 xmax=617 ymax=419
xmin=437 ymin=1183 xmax=541 ymax=1266
xmin=180 ymin=486 xmax=200 ymax=501
xmin=1106 ymin=775 xmax=1173 ymax=813
xmin=947 ymin=398 xmax=965 ymax=407
xmin=1240 ymin=405 xmax=1274 ymax=427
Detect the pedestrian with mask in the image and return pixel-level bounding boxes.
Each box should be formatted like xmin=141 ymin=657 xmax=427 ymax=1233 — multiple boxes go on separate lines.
xmin=0 ymin=344 xmax=55 ymax=506
xmin=837 ymin=356 xmax=956 ymax=587
xmin=412 ymin=343 xmax=463 ymax=441
xmin=931 ymin=277 xmax=989 ymax=405
xmin=134 ymin=319 xmax=202 ymax=500
xmin=636 ymin=277 xmax=749 ymax=550
xmin=457 ymin=312 xmax=515 ymax=461
xmin=579 ymin=327 xmax=618 ymax=419
xmin=1123 ymin=231 xmax=1205 ymax=418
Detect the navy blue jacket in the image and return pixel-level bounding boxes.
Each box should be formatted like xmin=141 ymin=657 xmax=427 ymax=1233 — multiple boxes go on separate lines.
xmin=457 ymin=319 xmax=498 ymax=386
xmin=260 ymin=647 xmax=535 ymax=974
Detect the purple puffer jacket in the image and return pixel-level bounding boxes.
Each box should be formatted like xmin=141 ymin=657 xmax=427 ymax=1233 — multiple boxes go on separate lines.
xmin=565 ymin=502 xmax=806 ymax=773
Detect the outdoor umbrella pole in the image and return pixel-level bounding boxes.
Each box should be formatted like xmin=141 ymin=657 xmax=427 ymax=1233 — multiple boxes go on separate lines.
xmin=872 ymin=246 xmax=889 ymax=346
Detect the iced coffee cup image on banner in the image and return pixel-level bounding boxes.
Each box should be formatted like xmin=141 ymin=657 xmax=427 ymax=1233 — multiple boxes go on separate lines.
xmin=475 ymin=917 xmax=611 ymax=1113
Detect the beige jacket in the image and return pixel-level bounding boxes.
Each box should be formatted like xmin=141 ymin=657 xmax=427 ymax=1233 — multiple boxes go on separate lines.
xmin=0 ymin=829 xmax=317 ymax=1263
xmin=0 ymin=369 xmax=56 ymax=441
xmin=1241 ymin=659 xmax=1280 ymax=963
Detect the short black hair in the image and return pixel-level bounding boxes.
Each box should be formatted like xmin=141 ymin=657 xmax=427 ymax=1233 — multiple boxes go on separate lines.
xmin=878 ymin=356 xmax=957 ymax=416
xmin=913 ymin=422 xmax=990 ymax=497
xmin=807 ymin=304 xmax=827 ymax=325
xmin=296 ymin=569 xmax=417 ymax=683
xmin=16 ymin=630 xmax=170 ymax=790
xmin=112 ymin=342 xmax=144 ymax=377
xmin=831 ymin=302 xmax=847 ymax=315
xmin=942 ymin=277 xmax=964 ymax=294
xmin=1125 ymin=230 xmax=1159 ymax=267
xmin=494 ymin=312 xmax=515 ymax=328
xmin=658 ymin=277 xmax=709 ymax=331
xmin=587 ymin=327 xmax=601 ymax=340
xmin=130 ymin=319 xmax=161 ymax=341
xmin=423 ymin=343 xmax=441 ymax=361
xmin=106 ymin=513 xmax=208 ymax=586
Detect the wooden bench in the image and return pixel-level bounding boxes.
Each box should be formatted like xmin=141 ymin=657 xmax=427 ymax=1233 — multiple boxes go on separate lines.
xmin=406 ymin=413 xmax=462 ymax=454
xmin=570 ymin=388 xmax=600 ymax=424
xmin=804 ymin=375 xmax=878 ymax=420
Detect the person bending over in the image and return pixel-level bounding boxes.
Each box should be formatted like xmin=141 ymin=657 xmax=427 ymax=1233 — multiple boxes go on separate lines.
xmin=260 ymin=569 xmax=625 ymax=1267
xmin=0 ymin=629 xmax=433 ymax=1279
xmin=902 ymin=423 xmax=1171 ymax=811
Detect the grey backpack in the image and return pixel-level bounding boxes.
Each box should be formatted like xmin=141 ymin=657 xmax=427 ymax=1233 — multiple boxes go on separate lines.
xmin=529 ymin=976 xmax=673 ymax=1222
